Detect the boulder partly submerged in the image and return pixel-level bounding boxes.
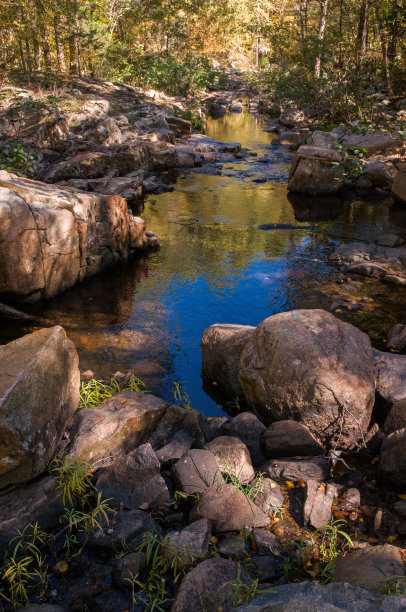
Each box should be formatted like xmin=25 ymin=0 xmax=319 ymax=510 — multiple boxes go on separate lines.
xmin=201 ymin=309 xmax=376 ymax=449
xmin=0 ymin=326 xmax=79 ymax=488
xmin=0 ymin=171 xmax=159 ymax=302
xmin=238 ymin=310 xmax=375 ymax=448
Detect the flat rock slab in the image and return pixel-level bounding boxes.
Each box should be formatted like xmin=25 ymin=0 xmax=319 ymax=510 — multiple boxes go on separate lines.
xmin=87 ymin=509 xmax=162 ymax=553
xmin=67 ymin=391 xmax=168 ymax=464
xmin=205 ymin=436 xmax=255 ymax=484
xmin=330 ymin=243 xmax=406 ymax=286
xmin=172 ymin=557 xmax=254 ymax=612
xmin=252 ymin=528 xmax=282 ymax=554
xmin=335 ymin=544 xmax=405 ymax=592
xmin=163 ymin=518 xmax=212 ymax=569
xmin=261 ymin=457 xmax=330 ymax=483
xmin=190 ymin=483 xmax=269 ymax=533
xmin=0 ymin=326 xmax=79 ymax=488
xmin=222 ymin=412 xmax=266 ymax=465
xmin=172 ymin=449 xmax=224 ymax=494
xmin=218 ymin=535 xmax=247 ymax=560
xmin=95 ymin=443 xmax=169 ymax=509
xmin=250 ymin=477 xmax=284 ymax=514
xmin=235 ymin=581 xmax=406 ymax=611
xmin=302 ymin=480 xmax=337 ymax=529
xmin=261 ymin=420 xmax=324 ymax=458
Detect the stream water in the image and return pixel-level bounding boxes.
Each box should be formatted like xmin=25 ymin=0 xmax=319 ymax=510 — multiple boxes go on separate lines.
xmin=3 ymin=111 xmax=406 ymax=416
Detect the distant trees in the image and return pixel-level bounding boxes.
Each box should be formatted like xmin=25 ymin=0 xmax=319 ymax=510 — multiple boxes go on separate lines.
xmin=0 ymin=0 xmax=404 ymax=94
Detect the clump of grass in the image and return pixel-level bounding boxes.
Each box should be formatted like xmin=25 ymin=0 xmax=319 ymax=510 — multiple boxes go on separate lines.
xmin=314 ymin=519 xmax=354 ymax=582
xmin=173 ymin=381 xmax=194 ymax=410
xmin=79 ymin=374 xmax=146 ymax=409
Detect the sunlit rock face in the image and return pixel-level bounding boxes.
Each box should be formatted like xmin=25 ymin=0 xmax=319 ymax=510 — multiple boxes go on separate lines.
xmin=0 ymin=172 xmax=158 ymax=302
xmin=0 ymin=326 xmax=79 ymax=489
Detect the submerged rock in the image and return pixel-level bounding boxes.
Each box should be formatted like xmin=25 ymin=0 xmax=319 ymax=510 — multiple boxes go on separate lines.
xmin=238 ymin=309 xmax=375 ymax=449
xmin=0 ymin=326 xmax=79 ymax=488
xmin=201 ymin=323 xmax=255 ymax=398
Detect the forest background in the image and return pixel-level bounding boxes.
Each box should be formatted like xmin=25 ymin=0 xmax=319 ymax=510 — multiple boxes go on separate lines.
xmin=0 ymin=0 xmax=405 ymax=121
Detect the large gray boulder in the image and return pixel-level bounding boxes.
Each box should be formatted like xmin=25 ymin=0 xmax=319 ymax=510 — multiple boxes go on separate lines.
xmin=0 ymin=172 xmax=157 ymax=302
xmin=67 ymin=391 xmax=168 ymax=464
xmin=235 ymin=581 xmax=406 ymax=611
xmin=0 ymin=326 xmax=79 ymax=488
xmin=238 ymin=310 xmax=375 ymax=448
xmin=201 ymin=323 xmax=255 ymax=398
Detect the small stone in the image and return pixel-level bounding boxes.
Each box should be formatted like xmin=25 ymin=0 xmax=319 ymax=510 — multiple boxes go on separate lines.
xmin=81 ymin=370 xmax=95 ymax=379
xmin=190 ymin=483 xmax=269 ymax=533
xmin=202 ymin=416 xmax=230 ymax=442
xmin=172 ymin=449 xmax=224 ymax=494
xmin=250 ymin=477 xmax=284 ymax=514
xmin=87 ymin=509 xmax=162 ymax=553
xmin=222 ymin=412 xmax=267 ymax=465
xmin=341 ymin=488 xmax=361 ymax=508
xmin=163 ymin=519 xmax=212 ymax=570
xmin=251 ymin=553 xmax=283 ymax=581
xmin=218 ymin=535 xmax=247 ymax=560
xmin=155 ymin=429 xmax=194 ymax=465
xmin=260 ymin=457 xmax=330 ymax=483
xmin=394 ymin=500 xmax=406 ymax=518
xmin=252 ymin=528 xmax=282 ymax=554
xmin=303 ymin=480 xmax=337 ymax=529
xmin=113 ymin=552 xmax=147 ymax=589
xmin=205 ymin=436 xmax=255 ymax=484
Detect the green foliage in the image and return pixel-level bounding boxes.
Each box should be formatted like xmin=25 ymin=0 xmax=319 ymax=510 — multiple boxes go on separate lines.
xmin=173 ymin=381 xmax=194 ymax=410
xmin=332 ymin=144 xmax=367 ymax=184
xmin=0 ymin=140 xmax=37 ymax=177
xmin=0 ymin=456 xmax=112 ymax=608
xmin=78 ymin=374 xmax=146 ymax=410
xmin=314 ymin=519 xmax=354 ymax=582
xmin=221 ymin=568 xmax=274 ymax=607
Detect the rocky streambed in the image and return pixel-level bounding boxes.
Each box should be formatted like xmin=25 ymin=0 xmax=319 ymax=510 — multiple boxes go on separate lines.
xmin=1 ymin=76 xmax=406 ymax=610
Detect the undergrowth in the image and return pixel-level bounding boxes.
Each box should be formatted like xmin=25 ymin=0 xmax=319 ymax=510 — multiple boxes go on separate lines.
xmin=78 ymin=374 xmax=146 ymax=410
xmin=0 ymin=455 xmax=112 ymax=609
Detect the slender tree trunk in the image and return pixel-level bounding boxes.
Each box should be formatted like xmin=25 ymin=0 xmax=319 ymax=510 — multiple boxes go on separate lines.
xmin=17 ymin=35 xmax=27 ymax=73
xmin=54 ymin=17 xmax=66 ymax=71
xmin=356 ymin=0 xmax=369 ymax=72
xmin=314 ymin=0 xmax=329 ymax=78
xmin=374 ymin=0 xmax=392 ymax=91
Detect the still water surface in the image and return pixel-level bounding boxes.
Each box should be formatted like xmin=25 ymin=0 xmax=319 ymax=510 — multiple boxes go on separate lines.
xmin=3 ymin=112 xmax=406 ymax=415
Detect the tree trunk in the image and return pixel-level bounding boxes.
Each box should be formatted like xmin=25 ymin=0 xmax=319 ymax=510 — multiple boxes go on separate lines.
xmin=374 ymin=0 xmax=392 ymax=91
xmin=356 ymin=0 xmax=369 ymax=72
xmin=54 ymin=17 xmax=66 ymax=72
xmin=314 ymin=0 xmax=329 ymax=78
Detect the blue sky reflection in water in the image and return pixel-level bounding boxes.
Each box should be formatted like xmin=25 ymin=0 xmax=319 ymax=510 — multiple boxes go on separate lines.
xmin=6 ymin=111 xmax=406 ymax=416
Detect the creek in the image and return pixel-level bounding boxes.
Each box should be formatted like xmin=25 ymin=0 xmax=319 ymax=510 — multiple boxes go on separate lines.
xmin=2 ymin=111 xmax=406 ymax=415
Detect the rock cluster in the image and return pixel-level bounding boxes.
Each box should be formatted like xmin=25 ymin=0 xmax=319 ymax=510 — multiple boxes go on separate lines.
xmin=1 ymin=319 xmax=406 ymax=609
